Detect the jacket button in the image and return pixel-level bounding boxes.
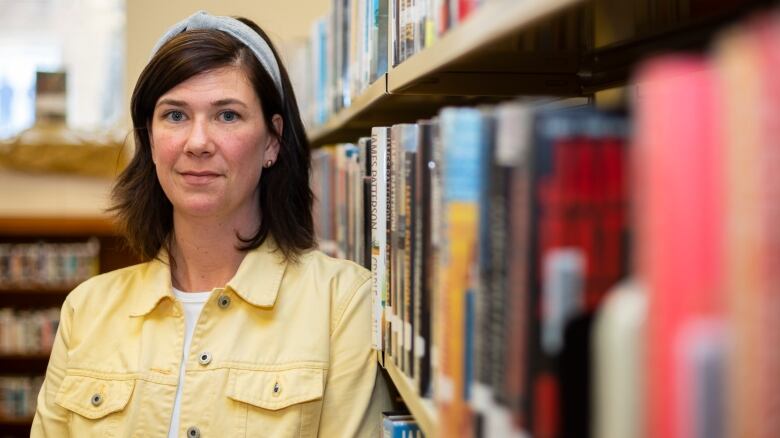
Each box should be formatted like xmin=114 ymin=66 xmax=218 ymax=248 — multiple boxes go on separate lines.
xmin=217 ymin=295 xmax=231 ymax=309
xmin=90 ymin=393 xmax=103 ymax=406
xmin=198 ymin=352 xmax=212 ymax=366
xmin=272 ymin=382 xmax=281 ymax=397
xmin=186 ymin=426 xmax=200 ymax=438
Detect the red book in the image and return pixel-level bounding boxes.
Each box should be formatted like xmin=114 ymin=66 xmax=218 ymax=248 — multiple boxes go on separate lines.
xmin=716 ymin=14 xmax=780 ymax=438
xmin=458 ymin=0 xmax=477 ymax=22
xmin=634 ymin=55 xmax=724 ymax=438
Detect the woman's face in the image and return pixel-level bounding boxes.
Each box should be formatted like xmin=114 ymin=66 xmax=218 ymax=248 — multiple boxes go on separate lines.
xmin=150 ymin=65 xmax=281 ymax=222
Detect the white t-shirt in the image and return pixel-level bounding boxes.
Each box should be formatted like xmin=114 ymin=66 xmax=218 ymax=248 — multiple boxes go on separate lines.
xmin=168 ymin=288 xmax=211 ymax=438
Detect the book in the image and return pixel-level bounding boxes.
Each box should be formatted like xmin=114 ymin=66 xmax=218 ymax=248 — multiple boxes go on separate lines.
xmin=592 ymin=280 xmax=647 ymax=438
xmin=401 ymin=124 xmax=420 ymax=376
xmin=634 ymin=54 xmax=724 ymax=438
xmin=414 ymin=119 xmax=435 ymax=397
xmin=437 ymin=107 xmax=487 ymax=437
xmin=382 ymin=412 xmax=424 ymax=438
xmin=371 ymin=127 xmax=391 ymax=351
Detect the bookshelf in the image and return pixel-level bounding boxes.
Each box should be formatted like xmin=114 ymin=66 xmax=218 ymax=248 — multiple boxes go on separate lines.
xmin=383 ymin=355 xmax=439 ymax=437
xmin=0 ymin=355 xmax=50 ymax=375
xmin=0 ymin=416 xmax=34 ymax=434
xmin=0 ymin=217 xmax=118 ymax=236
xmin=306 ymin=0 xmax=775 ymax=147
xmin=0 ymin=216 xmax=136 ymax=436
xmin=308 ymin=74 xmax=390 ymax=145
xmin=385 ymin=0 xmax=583 ymax=94
xmin=301 ymin=0 xmax=780 ymax=437
xmin=308 ymin=0 xmax=586 ymax=148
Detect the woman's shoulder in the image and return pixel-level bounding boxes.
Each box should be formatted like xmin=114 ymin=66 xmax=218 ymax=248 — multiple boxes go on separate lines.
xmin=65 ymin=260 xmax=161 ymax=309
xmin=297 ymin=248 xmax=369 ymax=280
xmin=293 ymin=249 xmax=372 ymax=327
xmin=293 ymin=249 xmax=371 ymax=296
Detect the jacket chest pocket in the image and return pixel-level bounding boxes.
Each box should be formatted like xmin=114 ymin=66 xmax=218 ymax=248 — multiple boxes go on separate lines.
xmin=55 ymin=374 xmax=135 ymax=438
xmin=227 ymin=367 xmax=325 ymax=438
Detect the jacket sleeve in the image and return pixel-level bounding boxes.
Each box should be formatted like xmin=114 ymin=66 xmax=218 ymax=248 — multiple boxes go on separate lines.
xmin=30 ymin=297 xmax=73 ymax=437
xmin=318 ymin=276 xmax=392 ymax=437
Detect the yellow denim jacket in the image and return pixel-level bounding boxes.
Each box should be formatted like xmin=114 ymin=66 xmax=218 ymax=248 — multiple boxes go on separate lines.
xmin=31 ymin=240 xmax=388 ymax=437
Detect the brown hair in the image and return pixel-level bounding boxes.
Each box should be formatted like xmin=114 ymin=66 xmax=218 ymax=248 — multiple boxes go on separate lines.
xmin=111 ymin=17 xmax=314 ymax=262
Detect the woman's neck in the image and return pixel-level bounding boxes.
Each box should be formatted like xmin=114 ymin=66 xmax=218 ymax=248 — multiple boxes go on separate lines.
xmin=169 ymin=211 xmax=259 ymax=292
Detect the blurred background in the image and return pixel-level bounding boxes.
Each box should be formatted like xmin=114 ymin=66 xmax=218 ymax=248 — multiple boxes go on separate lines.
xmin=1 ymin=0 xmax=778 ymax=437
xmin=0 ymin=0 xmax=329 ymax=218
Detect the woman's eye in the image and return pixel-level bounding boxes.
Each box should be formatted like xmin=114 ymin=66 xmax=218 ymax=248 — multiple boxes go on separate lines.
xmin=166 ymin=111 xmax=185 ymax=122
xmin=220 ymin=111 xmax=238 ymax=122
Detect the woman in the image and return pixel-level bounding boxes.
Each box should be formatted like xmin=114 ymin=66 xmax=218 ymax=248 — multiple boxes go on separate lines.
xmin=32 ymin=11 xmax=387 ymax=437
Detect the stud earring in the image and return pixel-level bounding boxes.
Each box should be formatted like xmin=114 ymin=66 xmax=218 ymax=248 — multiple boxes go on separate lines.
xmin=265 ymin=159 xmax=274 ymax=168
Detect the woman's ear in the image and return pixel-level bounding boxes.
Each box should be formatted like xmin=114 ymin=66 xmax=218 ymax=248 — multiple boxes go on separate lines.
xmin=266 ymin=114 xmax=283 ymax=161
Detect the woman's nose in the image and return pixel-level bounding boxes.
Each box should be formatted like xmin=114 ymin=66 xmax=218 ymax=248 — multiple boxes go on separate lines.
xmin=183 ymin=117 xmax=215 ymax=157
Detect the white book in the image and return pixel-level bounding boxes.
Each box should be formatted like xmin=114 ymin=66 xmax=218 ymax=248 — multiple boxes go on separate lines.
xmin=593 ymin=279 xmax=647 ymax=438
xmin=371 ymin=127 xmax=391 ymax=350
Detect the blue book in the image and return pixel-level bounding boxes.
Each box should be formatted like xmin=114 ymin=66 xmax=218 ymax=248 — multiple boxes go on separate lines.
xmin=382 ymin=415 xmax=422 ymax=438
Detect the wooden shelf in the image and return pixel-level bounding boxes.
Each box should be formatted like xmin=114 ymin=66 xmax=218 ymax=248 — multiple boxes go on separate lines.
xmin=0 ymin=288 xmax=71 ymax=295
xmin=388 ymin=0 xmax=584 ymax=95
xmin=0 ymin=288 xmax=70 ymax=309
xmin=307 ymin=75 xmax=389 ymax=146
xmin=382 ymin=355 xmax=439 ymax=438
xmin=0 ymin=354 xmax=50 ymax=374
xmin=0 ymin=416 xmax=33 ymax=426
xmin=0 ymin=353 xmax=50 ymax=361
xmin=0 ymin=415 xmax=33 ymax=437
xmin=0 ymin=216 xmax=118 ymax=236
xmin=307 ymin=0 xmax=586 ymax=147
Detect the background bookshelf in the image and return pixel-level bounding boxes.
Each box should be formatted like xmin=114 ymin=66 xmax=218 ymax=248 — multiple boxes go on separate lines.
xmin=306 ymin=0 xmax=774 ymax=147
xmin=299 ymin=0 xmax=778 ymax=437
xmin=307 ymin=0 xmax=587 ymax=147
xmin=0 ymin=216 xmax=137 ymax=436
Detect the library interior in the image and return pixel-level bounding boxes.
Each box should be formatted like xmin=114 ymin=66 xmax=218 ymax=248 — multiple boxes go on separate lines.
xmin=1 ymin=0 xmax=778 ymax=437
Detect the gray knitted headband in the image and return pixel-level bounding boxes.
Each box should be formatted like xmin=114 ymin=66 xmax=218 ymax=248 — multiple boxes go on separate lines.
xmin=151 ymin=10 xmax=284 ymax=100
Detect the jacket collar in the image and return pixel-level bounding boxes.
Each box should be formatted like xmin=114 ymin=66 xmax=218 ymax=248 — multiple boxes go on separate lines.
xmin=129 ymin=237 xmax=287 ymax=317
xmin=226 ymin=237 xmax=287 ymax=307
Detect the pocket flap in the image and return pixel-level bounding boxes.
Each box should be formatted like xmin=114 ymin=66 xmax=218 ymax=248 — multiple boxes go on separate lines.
xmin=227 ymin=367 xmax=324 ymax=411
xmin=55 ymin=375 xmax=135 ymax=420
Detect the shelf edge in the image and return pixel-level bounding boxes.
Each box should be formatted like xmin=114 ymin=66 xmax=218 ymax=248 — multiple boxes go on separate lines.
xmin=382 ymin=355 xmax=439 ymax=438
xmin=388 ymin=0 xmax=585 ymax=93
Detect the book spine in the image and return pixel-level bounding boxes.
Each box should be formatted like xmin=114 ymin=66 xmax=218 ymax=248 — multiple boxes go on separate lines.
xmin=415 ymin=120 xmax=434 ymax=396
xmin=389 ymin=125 xmax=401 ymax=364
xmin=380 ymin=128 xmax=392 ymax=353
xmin=370 ymin=132 xmax=382 ymax=350
xmin=402 ymin=124 xmax=419 ymax=378
xmin=438 ymin=107 xmax=486 ymax=436
xmin=474 ymin=108 xmax=495 ymax=394
xmin=361 ymin=137 xmax=373 ymax=269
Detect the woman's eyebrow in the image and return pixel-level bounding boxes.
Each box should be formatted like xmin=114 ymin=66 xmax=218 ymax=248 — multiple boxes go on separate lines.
xmin=212 ymin=98 xmax=248 ymax=108
xmin=156 ymin=98 xmax=188 ymax=108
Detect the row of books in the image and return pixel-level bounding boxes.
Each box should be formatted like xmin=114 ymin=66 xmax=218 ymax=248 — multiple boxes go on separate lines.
xmin=383 ymin=411 xmax=424 ymax=437
xmin=310 ymin=7 xmax=780 ymax=437
xmin=393 ymin=0 xmax=585 ymax=64
xmin=0 ymin=238 xmax=100 ymax=289
xmin=615 ymin=10 xmax=779 ymax=438
xmin=0 ymin=376 xmax=43 ymax=419
xmin=289 ymin=0 xmax=584 ymax=131
xmin=604 ymin=0 xmax=750 ymax=39
xmin=293 ymin=0 xmax=391 ymax=128
xmin=312 ymin=143 xmax=371 ymax=264
xmin=311 ymin=98 xmax=628 ymax=437
xmin=0 ymin=308 xmax=59 ymax=355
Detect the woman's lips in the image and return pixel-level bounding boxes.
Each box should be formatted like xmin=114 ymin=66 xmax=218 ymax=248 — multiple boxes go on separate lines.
xmin=180 ymin=171 xmax=221 ymax=185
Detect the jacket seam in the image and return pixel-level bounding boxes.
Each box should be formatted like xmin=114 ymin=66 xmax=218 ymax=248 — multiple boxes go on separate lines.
xmin=330 ymin=272 xmax=371 ymax=336
xmin=208 ymin=362 xmax=328 ymax=371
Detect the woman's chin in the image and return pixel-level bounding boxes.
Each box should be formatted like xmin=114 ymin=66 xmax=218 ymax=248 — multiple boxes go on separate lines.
xmin=173 ymin=199 xmax=225 ymax=219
